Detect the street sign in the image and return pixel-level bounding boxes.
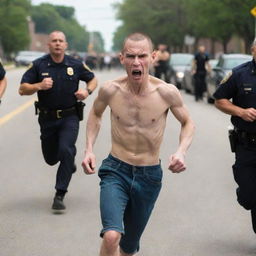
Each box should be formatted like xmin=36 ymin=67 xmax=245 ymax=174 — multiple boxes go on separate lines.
xmin=184 ymin=35 xmax=195 ymax=46
xmin=251 ymin=6 xmax=256 ymax=17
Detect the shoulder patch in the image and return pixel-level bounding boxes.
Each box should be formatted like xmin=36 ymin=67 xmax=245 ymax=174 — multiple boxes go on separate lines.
xmin=83 ymin=63 xmax=92 ymax=72
xmin=27 ymin=63 xmax=33 ymax=70
xmin=220 ymin=71 xmax=232 ymax=85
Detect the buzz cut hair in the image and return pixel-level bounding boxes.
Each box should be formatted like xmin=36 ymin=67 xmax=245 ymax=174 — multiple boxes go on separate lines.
xmin=122 ymin=32 xmax=153 ymax=53
xmin=49 ymin=30 xmax=67 ymax=41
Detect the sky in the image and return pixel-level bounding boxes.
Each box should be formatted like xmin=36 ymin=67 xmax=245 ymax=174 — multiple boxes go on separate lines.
xmin=31 ymin=0 xmax=123 ymax=51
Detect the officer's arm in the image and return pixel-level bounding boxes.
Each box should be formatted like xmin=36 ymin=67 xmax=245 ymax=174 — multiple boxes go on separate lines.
xmin=0 ymin=76 xmax=7 ymax=99
xmin=19 ymin=77 xmax=53 ymax=96
xmin=206 ymin=60 xmax=211 ymax=73
xmin=19 ymin=82 xmax=42 ymax=95
xmin=215 ymin=99 xmax=241 ymax=116
xmin=86 ymin=77 xmax=97 ymax=94
xmin=191 ymin=59 xmax=196 ymax=74
xmin=215 ymin=99 xmax=256 ymax=122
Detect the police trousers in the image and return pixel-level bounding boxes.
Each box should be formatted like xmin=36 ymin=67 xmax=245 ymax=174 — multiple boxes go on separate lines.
xmin=194 ymin=71 xmax=206 ymax=99
xmin=233 ymin=142 xmax=256 ymax=211
xmin=38 ymin=114 xmax=79 ymax=192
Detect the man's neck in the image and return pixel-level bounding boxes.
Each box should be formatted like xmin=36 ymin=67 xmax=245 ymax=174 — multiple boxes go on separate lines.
xmin=127 ymin=79 xmax=149 ymax=95
xmin=51 ymin=54 xmax=65 ymax=64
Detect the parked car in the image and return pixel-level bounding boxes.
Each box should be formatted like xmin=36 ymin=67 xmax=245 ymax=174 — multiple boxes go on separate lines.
xmin=15 ymin=51 xmax=45 ymax=66
xmin=169 ymin=53 xmax=194 ymax=89
xmin=206 ymin=54 xmax=252 ymax=103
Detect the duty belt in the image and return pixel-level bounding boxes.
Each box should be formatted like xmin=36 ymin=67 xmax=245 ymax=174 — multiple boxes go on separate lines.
xmin=35 ymin=103 xmax=77 ymax=119
xmin=236 ymin=129 xmax=256 ymax=144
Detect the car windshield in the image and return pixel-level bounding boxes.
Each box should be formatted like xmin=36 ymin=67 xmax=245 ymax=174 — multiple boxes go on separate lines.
xmin=222 ymin=57 xmax=251 ymax=70
xmin=170 ymin=54 xmax=193 ymax=66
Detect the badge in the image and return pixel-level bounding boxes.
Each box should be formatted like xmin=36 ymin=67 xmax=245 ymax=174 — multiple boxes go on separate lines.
xmin=67 ymin=67 xmax=74 ymax=76
xmin=220 ymin=71 xmax=232 ymax=85
xmin=83 ymin=63 xmax=92 ymax=72
xmin=42 ymin=72 xmax=49 ymax=76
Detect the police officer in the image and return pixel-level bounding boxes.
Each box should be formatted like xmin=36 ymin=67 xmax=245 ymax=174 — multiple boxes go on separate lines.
xmin=214 ymin=39 xmax=256 ymax=234
xmin=0 ymin=60 xmax=7 ymax=105
xmin=192 ymin=45 xmax=211 ymax=101
xmin=19 ymin=31 xmax=97 ymax=211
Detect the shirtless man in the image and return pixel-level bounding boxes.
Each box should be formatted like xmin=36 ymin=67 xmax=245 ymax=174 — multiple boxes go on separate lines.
xmin=154 ymin=43 xmax=170 ymax=82
xmin=82 ymin=33 xmax=195 ymax=256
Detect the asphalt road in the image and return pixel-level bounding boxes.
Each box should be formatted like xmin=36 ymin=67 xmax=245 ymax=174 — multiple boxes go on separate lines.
xmin=0 ymin=68 xmax=255 ymax=256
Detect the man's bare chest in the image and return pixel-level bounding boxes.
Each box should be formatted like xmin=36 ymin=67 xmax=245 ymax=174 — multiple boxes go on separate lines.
xmin=110 ymin=93 xmax=168 ymax=126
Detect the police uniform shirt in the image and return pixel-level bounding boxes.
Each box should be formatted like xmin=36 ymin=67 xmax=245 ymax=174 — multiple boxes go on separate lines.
xmin=21 ymin=54 xmax=95 ymax=109
xmin=213 ymin=59 xmax=256 ymax=132
xmin=195 ymin=52 xmax=209 ymax=72
xmin=0 ymin=61 xmax=6 ymax=80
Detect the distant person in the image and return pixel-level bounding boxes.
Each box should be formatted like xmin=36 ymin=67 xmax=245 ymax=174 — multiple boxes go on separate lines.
xmin=104 ymin=54 xmax=112 ymax=70
xmin=154 ymin=44 xmax=170 ymax=82
xmin=19 ymin=31 xmax=97 ymax=211
xmin=214 ymin=39 xmax=256 ymax=234
xmin=192 ymin=45 xmax=211 ymax=101
xmin=82 ymin=33 xmax=194 ymax=256
xmin=0 ymin=60 xmax=7 ymax=105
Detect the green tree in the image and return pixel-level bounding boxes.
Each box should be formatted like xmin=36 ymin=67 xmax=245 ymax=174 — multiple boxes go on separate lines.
xmin=114 ymin=0 xmax=188 ymax=50
xmin=0 ymin=0 xmax=31 ymax=58
xmin=31 ymin=4 xmax=64 ymax=33
xmin=31 ymin=4 xmax=94 ymax=52
xmin=114 ymin=0 xmax=255 ymax=54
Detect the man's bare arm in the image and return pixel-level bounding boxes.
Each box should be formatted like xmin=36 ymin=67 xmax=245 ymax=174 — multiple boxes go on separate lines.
xmin=82 ymin=83 xmax=111 ymax=174
xmin=169 ymin=87 xmax=195 ymax=173
xmin=0 ymin=77 xmax=7 ymax=99
xmin=215 ymin=98 xmax=256 ymax=122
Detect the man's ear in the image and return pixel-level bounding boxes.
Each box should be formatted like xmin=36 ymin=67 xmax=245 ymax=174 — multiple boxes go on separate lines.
xmin=64 ymin=42 xmax=68 ymax=51
xmin=152 ymin=50 xmax=157 ymax=59
xmin=119 ymin=52 xmax=124 ymax=65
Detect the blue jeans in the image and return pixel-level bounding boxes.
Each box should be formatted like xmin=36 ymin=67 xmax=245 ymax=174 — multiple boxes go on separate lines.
xmin=98 ymin=154 xmax=163 ymax=254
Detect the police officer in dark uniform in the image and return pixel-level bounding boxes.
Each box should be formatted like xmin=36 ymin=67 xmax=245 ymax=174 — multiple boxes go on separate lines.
xmin=19 ymin=31 xmax=97 ymax=211
xmin=192 ymin=45 xmax=211 ymax=101
xmin=0 ymin=60 xmax=7 ymax=105
xmin=214 ymin=39 xmax=256 ymax=234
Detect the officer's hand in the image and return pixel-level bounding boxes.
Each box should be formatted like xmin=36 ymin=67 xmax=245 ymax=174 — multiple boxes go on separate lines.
xmin=241 ymin=108 xmax=256 ymax=122
xmin=40 ymin=77 xmax=53 ymax=90
xmin=168 ymin=152 xmax=186 ymax=173
xmin=82 ymin=152 xmax=96 ymax=175
xmin=75 ymin=89 xmax=88 ymax=101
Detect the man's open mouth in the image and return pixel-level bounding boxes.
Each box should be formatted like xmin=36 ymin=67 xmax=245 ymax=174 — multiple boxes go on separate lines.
xmin=132 ymin=70 xmax=142 ymax=76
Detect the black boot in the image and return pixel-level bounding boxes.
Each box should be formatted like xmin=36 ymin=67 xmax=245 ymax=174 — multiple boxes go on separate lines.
xmin=52 ymin=190 xmax=66 ymax=211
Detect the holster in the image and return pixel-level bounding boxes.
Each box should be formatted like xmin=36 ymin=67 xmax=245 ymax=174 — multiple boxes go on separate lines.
xmin=34 ymin=101 xmax=40 ymax=115
xmin=75 ymin=101 xmax=86 ymax=121
xmin=228 ymin=128 xmax=237 ymax=153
